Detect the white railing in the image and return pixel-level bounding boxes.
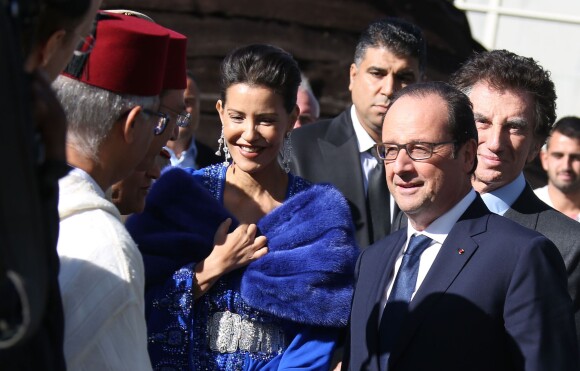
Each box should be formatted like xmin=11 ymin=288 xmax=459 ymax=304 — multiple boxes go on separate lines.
xmin=454 ymin=0 xmax=580 ymax=48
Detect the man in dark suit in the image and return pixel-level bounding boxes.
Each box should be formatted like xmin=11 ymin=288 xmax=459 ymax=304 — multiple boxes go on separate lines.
xmin=289 ymin=18 xmax=426 ymax=247
xmin=346 ymin=82 xmax=578 ymax=371
xmin=450 ymin=50 xmax=580 ymax=346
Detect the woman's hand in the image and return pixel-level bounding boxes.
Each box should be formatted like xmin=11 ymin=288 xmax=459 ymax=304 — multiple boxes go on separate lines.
xmin=194 ymin=218 xmax=268 ymax=298
xmin=209 ymin=218 xmax=268 ymax=274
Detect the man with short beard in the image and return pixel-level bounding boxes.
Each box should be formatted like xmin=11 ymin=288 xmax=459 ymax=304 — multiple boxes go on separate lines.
xmin=290 ymin=18 xmax=426 ymax=248
xmin=535 ymin=116 xmax=580 ymax=222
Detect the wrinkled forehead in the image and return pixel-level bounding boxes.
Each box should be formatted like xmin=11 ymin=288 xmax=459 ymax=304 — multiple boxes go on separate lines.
xmin=470 ymin=83 xmax=536 ymax=125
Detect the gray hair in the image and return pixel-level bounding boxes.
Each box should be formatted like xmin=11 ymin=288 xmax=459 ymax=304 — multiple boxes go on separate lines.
xmin=298 ymin=74 xmax=320 ymax=119
xmin=52 ymin=75 xmax=159 ymax=161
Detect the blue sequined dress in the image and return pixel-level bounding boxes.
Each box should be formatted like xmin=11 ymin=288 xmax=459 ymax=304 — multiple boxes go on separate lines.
xmin=127 ymin=164 xmax=359 ymax=370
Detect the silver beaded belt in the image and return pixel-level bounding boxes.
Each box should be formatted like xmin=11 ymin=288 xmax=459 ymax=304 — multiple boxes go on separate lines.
xmin=207 ymin=311 xmax=286 ymax=354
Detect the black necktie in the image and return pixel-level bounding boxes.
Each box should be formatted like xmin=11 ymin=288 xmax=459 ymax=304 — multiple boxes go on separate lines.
xmin=379 ymin=234 xmax=433 ymax=369
xmin=367 ymin=147 xmax=390 ymax=243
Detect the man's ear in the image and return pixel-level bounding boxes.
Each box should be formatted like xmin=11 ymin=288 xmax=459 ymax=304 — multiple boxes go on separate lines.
xmin=123 ymin=106 xmax=143 ymax=144
xmin=540 ymin=147 xmax=549 ymax=171
xmin=348 ymin=63 xmax=358 ymax=92
xmin=288 ymin=104 xmax=299 ymax=131
xmin=462 ymin=138 xmax=478 ymax=173
xmin=40 ymin=30 xmax=67 ymax=67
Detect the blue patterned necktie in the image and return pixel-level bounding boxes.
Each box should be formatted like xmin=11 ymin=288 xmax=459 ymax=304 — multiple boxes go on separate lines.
xmin=379 ymin=234 xmax=433 ymax=370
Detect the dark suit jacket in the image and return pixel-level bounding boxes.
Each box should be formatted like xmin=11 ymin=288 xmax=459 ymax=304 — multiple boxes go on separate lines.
xmin=194 ymin=139 xmax=221 ymax=169
xmin=289 ymin=109 xmax=390 ymax=248
xmin=504 ymin=184 xmax=580 ymax=344
xmin=347 ymin=196 xmax=578 ymax=371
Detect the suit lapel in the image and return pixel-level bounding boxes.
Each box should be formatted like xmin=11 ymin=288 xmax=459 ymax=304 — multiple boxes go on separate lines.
xmin=358 ymin=231 xmax=407 ymax=366
xmin=389 ymin=197 xmax=490 ymax=366
xmin=503 ymin=184 xmax=546 ymax=230
xmin=317 ymin=111 xmax=370 ymax=246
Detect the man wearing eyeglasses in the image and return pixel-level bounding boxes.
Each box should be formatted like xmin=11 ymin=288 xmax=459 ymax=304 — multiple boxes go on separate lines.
xmin=346 ymin=82 xmax=578 ymax=371
xmin=52 ymin=12 xmax=173 ymax=370
xmin=136 ymin=27 xmax=192 ymax=173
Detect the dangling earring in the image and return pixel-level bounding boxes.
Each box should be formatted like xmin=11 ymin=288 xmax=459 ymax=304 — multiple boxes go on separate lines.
xmin=282 ymin=132 xmax=292 ymax=173
xmin=215 ymin=126 xmax=231 ymax=165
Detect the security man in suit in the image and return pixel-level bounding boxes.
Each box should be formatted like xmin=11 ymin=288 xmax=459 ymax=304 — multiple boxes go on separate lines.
xmin=450 ymin=49 xmax=580 ymax=349
xmin=289 ymin=18 xmax=426 ymax=248
xmin=346 ymin=81 xmax=578 ymax=371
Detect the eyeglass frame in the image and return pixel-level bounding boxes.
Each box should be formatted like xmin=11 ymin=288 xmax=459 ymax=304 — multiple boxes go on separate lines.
xmin=160 ymin=105 xmax=191 ymax=128
xmin=376 ymin=141 xmax=457 ymax=162
xmin=142 ymin=109 xmax=170 ymax=135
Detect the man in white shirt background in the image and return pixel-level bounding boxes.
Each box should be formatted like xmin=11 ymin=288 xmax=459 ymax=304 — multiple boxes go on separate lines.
xmin=535 ymin=116 xmax=580 ymax=222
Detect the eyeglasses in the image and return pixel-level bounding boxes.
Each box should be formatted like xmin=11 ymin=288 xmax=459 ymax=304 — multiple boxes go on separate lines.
xmin=143 ymin=109 xmax=170 ymax=135
xmin=161 ymin=105 xmax=191 ymax=128
xmin=73 ymin=34 xmax=96 ymax=57
xmin=376 ymin=141 xmax=456 ymax=162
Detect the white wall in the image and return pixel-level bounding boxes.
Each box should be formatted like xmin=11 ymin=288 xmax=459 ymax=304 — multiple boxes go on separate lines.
xmin=455 ymin=0 xmax=580 ymax=119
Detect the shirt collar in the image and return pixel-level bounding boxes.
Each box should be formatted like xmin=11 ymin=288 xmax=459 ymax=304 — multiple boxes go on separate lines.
xmin=350 ymin=105 xmax=376 ymax=153
xmin=407 ymin=189 xmax=477 ymax=246
xmin=480 ymin=173 xmax=526 ymax=215
xmin=166 ymin=138 xmax=198 ymax=168
xmin=69 ymin=167 xmax=105 ymax=197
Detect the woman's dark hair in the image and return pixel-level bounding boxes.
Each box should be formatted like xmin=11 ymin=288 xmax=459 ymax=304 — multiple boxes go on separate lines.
xmin=220 ymin=44 xmax=302 ymax=113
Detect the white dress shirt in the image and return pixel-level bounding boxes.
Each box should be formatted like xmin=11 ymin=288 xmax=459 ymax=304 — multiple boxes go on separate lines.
xmin=480 ymin=172 xmax=526 ymax=215
xmin=166 ymin=138 xmax=198 ymax=170
xmin=382 ymin=190 xmax=477 ymax=309
xmin=350 ymin=106 xmax=396 ymax=221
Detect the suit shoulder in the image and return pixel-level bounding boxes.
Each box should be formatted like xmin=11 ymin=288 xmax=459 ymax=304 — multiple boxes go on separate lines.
xmin=486 ymin=212 xmax=550 ymax=241
xmin=536 ymin=208 xmax=580 ymax=232
xmin=291 ymin=117 xmax=337 ymax=142
xmin=536 ymin=209 xmax=580 ymax=250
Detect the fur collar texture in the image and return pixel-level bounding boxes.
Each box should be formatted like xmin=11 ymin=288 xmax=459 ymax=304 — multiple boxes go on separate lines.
xmin=127 ymin=168 xmax=359 ymax=327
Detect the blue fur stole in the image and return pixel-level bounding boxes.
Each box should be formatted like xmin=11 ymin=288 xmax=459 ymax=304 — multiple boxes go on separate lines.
xmin=127 ymin=167 xmax=359 ymax=327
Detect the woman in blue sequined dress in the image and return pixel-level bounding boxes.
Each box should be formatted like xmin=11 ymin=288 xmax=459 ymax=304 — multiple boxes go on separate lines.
xmin=127 ymin=44 xmax=359 ymax=370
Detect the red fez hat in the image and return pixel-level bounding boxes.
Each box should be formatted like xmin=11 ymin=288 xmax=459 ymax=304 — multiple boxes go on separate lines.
xmin=163 ymin=29 xmax=187 ymax=90
xmin=63 ymin=12 xmax=170 ymax=96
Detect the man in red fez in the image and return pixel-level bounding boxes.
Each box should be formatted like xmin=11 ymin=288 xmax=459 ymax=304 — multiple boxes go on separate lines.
xmin=106 ymin=10 xmax=192 ymax=217
xmin=138 ymin=28 xmax=190 ymax=172
xmin=51 ymin=12 xmax=171 ymax=370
